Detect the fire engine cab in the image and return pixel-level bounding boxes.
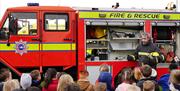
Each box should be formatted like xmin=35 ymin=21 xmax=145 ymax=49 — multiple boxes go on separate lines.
xmin=0 ymin=4 xmax=180 ymax=84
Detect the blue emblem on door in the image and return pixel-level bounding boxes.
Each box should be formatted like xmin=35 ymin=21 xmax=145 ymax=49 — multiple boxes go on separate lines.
xmin=14 ymin=39 xmax=28 ymax=56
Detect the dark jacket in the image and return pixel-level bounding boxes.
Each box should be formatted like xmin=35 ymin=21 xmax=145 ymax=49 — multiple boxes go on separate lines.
xmin=31 ymin=80 xmax=41 ymax=88
xmin=31 ymin=80 xmax=40 ymax=87
xmin=134 ymin=41 xmax=163 ymax=68
xmin=13 ymin=88 xmax=25 ymax=91
xmin=0 ymin=82 xmax=3 ymax=91
xmin=98 ymin=72 xmax=112 ymax=91
xmin=173 ymin=84 xmax=180 ymax=90
xmin=158 ymin=74 xmax=170 ymax=91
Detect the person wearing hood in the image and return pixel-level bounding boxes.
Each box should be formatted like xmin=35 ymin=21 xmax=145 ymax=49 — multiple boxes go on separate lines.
xmin=127 ymin=32 xmax=164 ymax=69
xmin=97 ymin=64 xmax=112 ymax=91
xmin=98 ymin=72 xmax=112 ymax=91
xmin=77 ymin=70 xmax=94 ymax=91
xmin=21 ymin=73 xmax=32 ymax=90
xmin=13 ymin=73 xmax=32 ymax=91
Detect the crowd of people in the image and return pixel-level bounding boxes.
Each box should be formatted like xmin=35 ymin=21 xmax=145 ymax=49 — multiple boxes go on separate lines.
xmin=0 ymin=64 xmax=112 ymax=91
xmin=0 ymin=63 xmax=179 ymax=91
xmin=116 ymin=63 xmax=180 ymax=91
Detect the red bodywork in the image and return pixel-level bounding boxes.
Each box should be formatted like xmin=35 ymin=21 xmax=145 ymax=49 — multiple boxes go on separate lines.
xmin=0 ymin=6 xmax=175 ymax=84
xmin=0 ymin=6 xmax=77 ymax=75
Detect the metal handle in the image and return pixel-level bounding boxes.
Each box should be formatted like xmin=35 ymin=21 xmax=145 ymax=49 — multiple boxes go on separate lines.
xmin=32 ymin=38 xmax=41 ymax=41
xmin=64 ymin=38 xmax=72 ymax=41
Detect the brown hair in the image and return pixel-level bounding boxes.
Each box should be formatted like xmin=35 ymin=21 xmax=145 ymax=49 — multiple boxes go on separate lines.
xmin=79 ymin=70 xmax=89 ymax=79
xmin=121 ymin=67 xmax=134 ymax=83
xmin=143 ymin=80 xmax=155 ymax=91
xmin=44 ymin=68 xmax=57 ymax=88
xmin=0 ymin=68 xmax=10 ymax=81
xmin=141 ymin=65 xmax=152 ymax=77
xmin=30 ymin=70 xmax=41 ymax=80
xmin=64 ymin=83 xmax=80 ymax=91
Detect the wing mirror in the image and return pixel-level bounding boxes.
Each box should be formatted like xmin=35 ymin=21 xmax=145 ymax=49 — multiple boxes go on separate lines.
xmin=8 ymin=16 xmax=18 ymax=35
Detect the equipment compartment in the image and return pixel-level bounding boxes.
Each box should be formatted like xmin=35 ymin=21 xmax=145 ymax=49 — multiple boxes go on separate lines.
xmin=152 ymin=26 xmax=177 ymax=63
xmin=85 ymin=21 xmax=143 ymax=61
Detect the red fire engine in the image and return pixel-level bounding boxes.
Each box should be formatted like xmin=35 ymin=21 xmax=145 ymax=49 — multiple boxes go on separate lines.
xmin=0 ymin=4 xmax=180 ymax=84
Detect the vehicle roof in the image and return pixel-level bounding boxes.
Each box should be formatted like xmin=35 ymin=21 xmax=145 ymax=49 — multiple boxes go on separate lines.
xmin=7 ymin=6 xmax=175 ymax=13
xmin=74 ymin=7 xmax=176 ymax=13
xmin=7 ymin=6 xmax=75 ymax=12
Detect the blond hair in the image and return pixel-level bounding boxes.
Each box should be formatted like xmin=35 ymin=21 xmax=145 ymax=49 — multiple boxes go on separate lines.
xmin=170 ymin=70 xmax=180 ymax=84
xmin=134 ymin=67 xmax=143 ymax=80
xmin=57 ymin=74 xmax=74 ymax=91
xmin=3 ymin=79 xmax=20 ymax=91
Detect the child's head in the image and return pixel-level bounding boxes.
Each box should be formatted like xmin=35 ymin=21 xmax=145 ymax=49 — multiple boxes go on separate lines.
xmin=79 ymin=70 xmax=89 ymax=79
xmin=143 ymin=80 xmax=155 ymax=91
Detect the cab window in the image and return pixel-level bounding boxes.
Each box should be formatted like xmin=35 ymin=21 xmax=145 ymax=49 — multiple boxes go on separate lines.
xmin=44 ymin=13 xmax=68 ymax=31
xmin=2 ymin=12 xmax=37 ymax=35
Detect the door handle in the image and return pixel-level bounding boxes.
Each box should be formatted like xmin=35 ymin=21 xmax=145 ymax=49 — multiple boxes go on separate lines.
xmin=32 ymin=38 xmax=41 ymax=41
xmin=64 ymin=38 xmax=73 ymax=41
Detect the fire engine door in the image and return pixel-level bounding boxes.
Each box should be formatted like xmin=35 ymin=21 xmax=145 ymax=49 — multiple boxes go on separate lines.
xmin=0 ymin=12 xmax=40 ymax=67
xmin=41 ymin=12 xmax=76 ymax=66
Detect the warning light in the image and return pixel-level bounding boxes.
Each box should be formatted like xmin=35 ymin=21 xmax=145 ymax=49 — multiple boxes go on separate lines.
xmin=27 ymin=3 xmax=39 ymax=6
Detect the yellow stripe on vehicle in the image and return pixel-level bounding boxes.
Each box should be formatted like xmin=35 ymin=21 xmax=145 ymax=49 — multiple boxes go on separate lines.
xmin=42 ymin=43 xmax=76 ymax=51
xmin=0 ymin=44 xmax=39 ymax=51
xmin=72 ymin=43 xmax=76 ymax=50
xmin=28 ymin=44 xmax=39 ymax=51
xmin=0 ymin=43 xmax=76 ymax=51
xmin=0 ymin=44 xmax=15 ymax=51
xmin=79 ymin=11 xmax=180 ymax=20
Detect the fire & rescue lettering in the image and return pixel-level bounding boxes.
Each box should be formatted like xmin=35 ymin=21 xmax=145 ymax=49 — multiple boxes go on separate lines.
xmin=109 ymin=13 xmax=160 ymax=19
